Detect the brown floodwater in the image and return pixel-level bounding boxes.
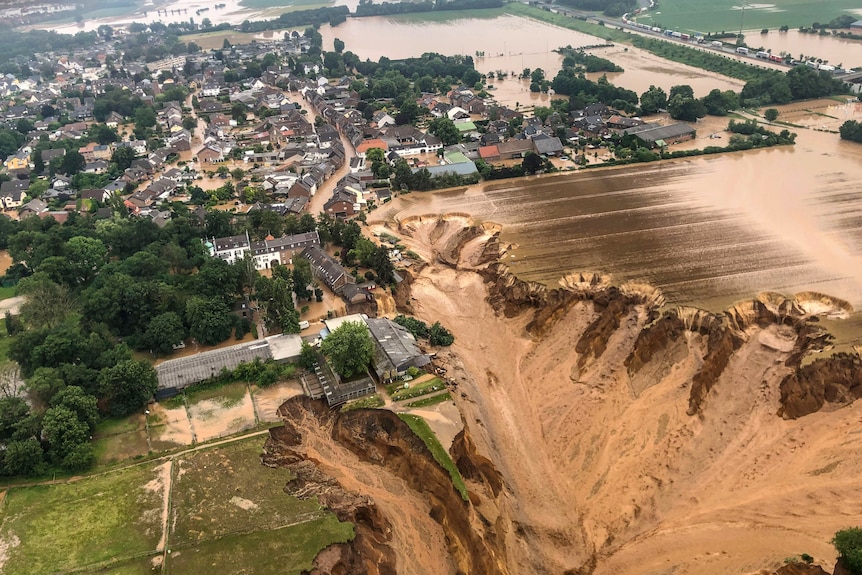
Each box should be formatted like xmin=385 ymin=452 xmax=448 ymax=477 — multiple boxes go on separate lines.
xmin=742 ymin=29 xmax=862 ymax=68
xmin=374 ymin=126 xmax=862 ymax=347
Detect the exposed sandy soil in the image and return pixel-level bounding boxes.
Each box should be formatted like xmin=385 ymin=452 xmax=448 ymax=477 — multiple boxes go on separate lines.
xmin=250 ymin=380 xmax=304 ymax=423
xmin=148 ymin=403 xmax=194 ymax=449
xmin=0 ymin=251 xmax=12 ymax=276
xmin=402 ymin=399 xmax=464 ymax=452
xmin=188 ymin=392 xmax=257 ymax=443
xmin=280 ymin=402 xmax=459 ymax=575
xmin=361 ymin=214 xmax=862 ymax=575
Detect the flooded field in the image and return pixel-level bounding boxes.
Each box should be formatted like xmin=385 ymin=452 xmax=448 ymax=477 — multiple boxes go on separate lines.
xmin=373 ymin=126 xmax=862 ymax=347
xmin=742 ymin=29 xmax=862 ymax=68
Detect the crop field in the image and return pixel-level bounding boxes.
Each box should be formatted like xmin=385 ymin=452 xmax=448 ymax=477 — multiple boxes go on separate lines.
xmin=0 ymin=438 xmax=353 ymax=575
xmin=633 ymin=0 xmax=861 ymax=33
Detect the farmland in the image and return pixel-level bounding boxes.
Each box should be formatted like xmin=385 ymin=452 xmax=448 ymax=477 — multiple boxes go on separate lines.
xmin=633 ymin=0 xmax=861 ymax=34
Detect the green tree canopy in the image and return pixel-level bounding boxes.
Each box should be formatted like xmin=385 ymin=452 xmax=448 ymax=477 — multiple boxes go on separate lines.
xmin=142 ymin=311 xmax=186 ymax=356
xmin=428 ymin=117 xmax=460 ymax=146
xmin=639 ymin=85 xmax=666 ymax=115
xmin=320 ymin=321 xmax=373 ymax=379
xmin=834 ymin=527 xmax=862 ymax=575
xmin=98 ymin=359 xmax=158 ymax=417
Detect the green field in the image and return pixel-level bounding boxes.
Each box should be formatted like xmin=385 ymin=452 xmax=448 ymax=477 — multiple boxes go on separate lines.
xmin=406 ymin=392 xmax=452 ymax=408
xmin=167 ymin=516 xmax=353 ymax=574
xmin=0 ymin=437 xmax=354 ymax=575
xmin=391 ymin=377 xmax=446 ymax=402
xmin=170 ymin=437 xmax=327 ymax=546
xmin=0 ymin=463 xmax=164 ymax=575
xmin=633 ymin=0 xmax=861 ymax=33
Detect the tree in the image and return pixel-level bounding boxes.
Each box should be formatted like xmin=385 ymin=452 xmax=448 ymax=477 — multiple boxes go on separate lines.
xmin=299 ymin=341 xmax=318 ymax=369
xmin=134 ymin=107 xmax=157 ymax=130
xmin=51 ymin=386 xmax=98 ymax=430
xmin=24 ymin=367 xmax=65 ymax=406
xmin=142 ymin=312 xmax=186 ymax=355
xmin=667 ymin=94 xmax=706 ymax=122
xmin=840 ymin=120 xmax=862 ymax=143
xmin=4 ymin=438 xmax=43 ymax=476
xmin=112 ymin=146 xmax=137 ymax=171
xmin=640 ymin=85 xmax=667 ymax=114
xmin=16 ymin=275 xmax=75 ymax=330
xmin=59 ymin=150 xmax=85 ymax=176
xmin=701 ymin=89 xmax=739 ymax=116
xmin=41 ymin=405 xmax=91 ymax=469
xmin=834 ymin=527 xmax=862 ymax=575
xmin=371 ymin=245 xmax=395 ymax=284
xmin=428 ymin=117 xmax=460 ymax=146
xmin=429 ymin=321 xmax=455 ymax=346
xmin=522 ymin=152 xmax=543 ymax=175
xmin=669 ymin=84 xmax=695 ymax=100
xmin=65 ymin=236 xmax=107 ymax=285
xmin=186 ymin=297 xmax=233 ymax=346
xmin=254 ymin=272 xmax=299 ymax=333
xmin=320 ymin=321 xmax=373 ymax=379
xmin=764 ymin=108 xmax=779 ymax=121
xmin=231 ymin=168 xmax=245 ymax=180
xmin=292 ymin=258 xmax=314 ymax=301
xmin=98 ymin=360 xmax=158 ymax=417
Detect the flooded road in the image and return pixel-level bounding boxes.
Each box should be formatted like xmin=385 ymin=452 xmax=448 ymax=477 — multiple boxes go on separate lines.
xmin=373 ymin=127 xmax=862 ymax=347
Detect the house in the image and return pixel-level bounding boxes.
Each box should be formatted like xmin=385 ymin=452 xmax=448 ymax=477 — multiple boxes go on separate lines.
xmin=532 ymin=135 xmax=564 ymax=156
xmin=84 ymin=160 xmax=109 ymax=174
xmin=18 ymin=198 xmax=48 ymax=218
xmin=478 ymin=145 xmax=501 ymax=162
xmin=4 ymin=152 xmax=29 ymax=172
xmin=303 ymin=245 xmax=355 ymax=292
xmin=40 ymin=148 xmax=66 ymax=165
xmin=323 ymin=188 xmax=358 ymax=219
xmin=207 ymin=230 xmax=321 ymax=269
xmin=0 ymin=187 xmax=25 ymax=210
xmin=622 ymin=123 xmax=696 ymax=148
xmin=366 ymin=317 xmax=431 ymax=382
xmin=80 ymin=189 xmax=110 ymax=203
xmin=197 ymin=145 xmax=224 ymax=163
xmin=105 ymin=111 xmax=124 ymax=128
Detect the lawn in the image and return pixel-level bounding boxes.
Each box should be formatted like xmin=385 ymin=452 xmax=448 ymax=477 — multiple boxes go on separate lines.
xmin=398 ymin=414 xmax=469 ymax=501
xmin=632 ymin=0 xmax=861 ymax=33
xmin=92 ymin=414 xmax=150 ymax=466
xmin=0 ymin=463 xmax=165 ymax=575
xmin=167 ymin=515 xmax=353 ymax=575
xmin=0 ymin=286 xmax=16 ymax=301
xmin=185 ymin=380 xmax=249 ymax=409
xmin=406 ymin=392 xmax=452 ymax=408
xmin=341 ymin=394 xmax=384 ymax=411
xmin=81 ymin=557 xmax=157 ymax=575
xmin=391 ymin=377 xmax=446 ymax=402
xmin=170 ymin=437 xmax=325 ymax=546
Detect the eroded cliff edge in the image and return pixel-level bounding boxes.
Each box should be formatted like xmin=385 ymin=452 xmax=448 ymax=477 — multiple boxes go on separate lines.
xmin=262 ymin=215 xmax=862 ymax=575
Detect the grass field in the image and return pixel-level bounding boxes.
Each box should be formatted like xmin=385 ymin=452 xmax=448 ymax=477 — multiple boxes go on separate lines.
xmin=0 ymin=286 xmax=16 ymax=301
xmin=633 ymin=0 xmax=861 ymax=33
xmin=183 ymin=27 xmax=304 ymax=50
xmin=0 ymin=437 xmax=354 ymax=575
xmin=92 ymin=414 xmax=150 ymax=465
xmin=398 ymin=414 xmax=469 ymax=501
xmin=0 ymin=463 xmax=164 ymax=575
xmin=406 ymin=392 xmax=452 ymax=408
xmin=341 ymin=394 xmax=384 ymax=411
xmin=167 ymin=516 xmax=353 ymax=575
xmin=391 ymin=377 xmax=446 ymax=402
xmin=169 ymin=437 xmax=327 ymax=546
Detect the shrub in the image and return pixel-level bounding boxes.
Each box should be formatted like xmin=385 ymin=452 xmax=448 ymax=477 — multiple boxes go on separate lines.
xmin=834 ymin=527 xmax=862 ymax=575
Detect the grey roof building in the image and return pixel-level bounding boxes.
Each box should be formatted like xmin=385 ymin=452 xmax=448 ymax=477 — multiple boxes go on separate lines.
xmin=155 ymin=334 xmax=302 ymax=392
xmin=303 ymin=245 xmax=355 ymax=292
xmin=365 ymin=317 xmax=431 ymax=382
xmin=622 ymin=123 xmax=696 ymax=146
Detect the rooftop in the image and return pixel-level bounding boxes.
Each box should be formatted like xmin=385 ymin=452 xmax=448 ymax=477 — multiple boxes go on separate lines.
xmin=155 ymin=340 xmax=273 ymax=390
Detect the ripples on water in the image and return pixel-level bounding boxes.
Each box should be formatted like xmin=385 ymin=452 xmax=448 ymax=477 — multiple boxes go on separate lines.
xmin=386 ymin=130 xmax=862 ymax=347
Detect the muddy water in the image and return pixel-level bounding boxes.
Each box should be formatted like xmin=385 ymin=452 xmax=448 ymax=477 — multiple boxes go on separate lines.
xmin=742 ymin=29 xmax=862 ymax=68
xmin=377 ymin=127 xmax=862 ymax=346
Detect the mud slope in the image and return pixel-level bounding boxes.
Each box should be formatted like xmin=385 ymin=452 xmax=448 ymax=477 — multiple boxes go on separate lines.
xmin=382 ymin=215 xmax=862 ymax=575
